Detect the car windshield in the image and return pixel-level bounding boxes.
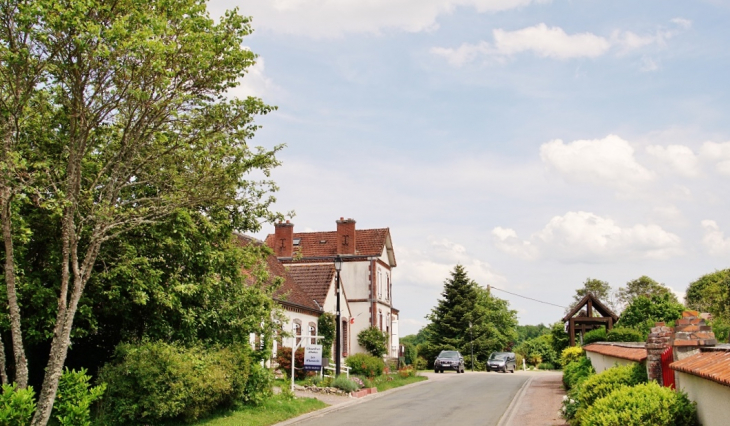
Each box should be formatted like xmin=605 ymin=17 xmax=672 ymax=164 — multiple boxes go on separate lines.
xmin=489 ymin=353 xmax=507 ymax=360
xmin=438 ymin=351 xmax=459 ymax=359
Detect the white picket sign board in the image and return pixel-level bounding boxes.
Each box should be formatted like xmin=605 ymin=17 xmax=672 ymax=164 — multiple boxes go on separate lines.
xmin=303 ymin=344 xmax=323 ymax=371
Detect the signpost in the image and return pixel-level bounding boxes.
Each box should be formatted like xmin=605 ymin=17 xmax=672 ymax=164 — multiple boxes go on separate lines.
xmin=291 ymin=327 xmax=325 ymax=391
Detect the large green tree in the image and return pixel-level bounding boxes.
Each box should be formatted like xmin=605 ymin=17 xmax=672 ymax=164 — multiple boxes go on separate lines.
xmin=616 ymin=276 xmax=678 ymax=311
xmin=685 ymin=269 xmax=730 ymax=321
xmin=0 ymin=1 xmax=282 ymax=424
xmin=616 ymin=294 xmax=685 ymax=337
xmin=425 ymin=265 xmax=517 ymax=367
xmin=567 ymin=278 xmax=615 ymax=314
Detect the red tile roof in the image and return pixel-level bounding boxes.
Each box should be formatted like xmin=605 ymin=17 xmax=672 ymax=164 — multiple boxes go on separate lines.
xmin=286 ymin=264 xmax=335 ymax=308
xmin=671 ymin=351 xmax=730 ymax=387
xmin=583 ymin=343 xmax=647 ymax=362
xmin=235 ymin=234 xmax=321 ymax=313
xmin=265 ymin=228 xmax=390 ymax=259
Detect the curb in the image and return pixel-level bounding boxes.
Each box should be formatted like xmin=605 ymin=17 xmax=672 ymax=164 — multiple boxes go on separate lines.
xmin=496 ymin=375 xmax=534 ymax=426
xmin=274 ymin=377 xmax=432 ymax=426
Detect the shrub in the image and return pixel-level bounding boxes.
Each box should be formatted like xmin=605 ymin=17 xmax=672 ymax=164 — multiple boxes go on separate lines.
xmin=332 ymin=376 xmax=360 ymax=393
xmin=538 ymin=362 xmax=557 ymax=370
xmin=98 ymin=341 xmax=253 ymax=425
xmin=561 ymin=347 xmax=584 ymax=367
xmin=0 ymin=383 xmax=36 ymax=426
xmin=276 ymin=346 xmax=311 ymax=380
xmin=403 ymin=342 xmax=418 ymax=365
xmin=414 ymin=356 xmax=428 ymax=370
xmin=515 ymin=334 xmax=559 ymax=367
xmin=573 ymin=363 xmax=647 ymax=424
xmin=514 ymin=353 xmax=524 ymax=370
xmin=345 ymin=353 xmax=385 ymax=377
xmin=563 ymin=357 xmax=595 ymax=390
xmin=357 ymin=326 xmax=388 ymax=357
xmin=398 ymin=366 xmax=417 ymax=378
xmin=606 ymin=327 xmax=645 ymax=342
xmin=582 ymin=329 xmax=607 ymax=345
xmin=318 ymin=313 xmax=336 ymax=361
xmin=53 ymin=368 xmax=106 ymax=426
xmin=581 ymin=382 xmax=698 ymax=426
xmin=243 ymin=363 xmax=273 ymax=405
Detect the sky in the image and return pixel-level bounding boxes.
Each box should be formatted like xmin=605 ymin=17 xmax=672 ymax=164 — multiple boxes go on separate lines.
xmin=207 ymin=0 xmax=730 ymax=336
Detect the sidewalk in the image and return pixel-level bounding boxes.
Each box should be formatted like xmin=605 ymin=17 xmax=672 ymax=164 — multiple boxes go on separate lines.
xmin=499 ymin=371 xmax=568 ymax=426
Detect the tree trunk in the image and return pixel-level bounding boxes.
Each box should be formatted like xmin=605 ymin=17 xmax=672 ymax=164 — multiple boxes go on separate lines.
xmin=0 ymin=333 xmax=8 ymax=385
xmin=0 ymin=186 xmax=28 ymax=388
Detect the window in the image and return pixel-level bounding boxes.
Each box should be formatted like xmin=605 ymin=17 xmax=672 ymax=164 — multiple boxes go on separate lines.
xmin=377 ymin=270 xmax=383 ymax=299
xmin=309 ymin=322 xmax=317 ymax=345
xmin=387 ymin=275 xmax=390 ymax=300
xmin=342 ymin=319 xmax=349 ymax=357
xmin=379 ymin=310 xmax=383 ymax=331
xmin=293 ymin=319 xmax=302 ymax=346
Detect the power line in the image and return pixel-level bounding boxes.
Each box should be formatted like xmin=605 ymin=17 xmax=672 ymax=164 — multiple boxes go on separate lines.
xmin=487 ymin=284 xmax=567 ymax=309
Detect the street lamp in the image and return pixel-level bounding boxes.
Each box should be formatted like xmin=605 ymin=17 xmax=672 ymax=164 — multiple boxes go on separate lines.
xmin=334 ymin=255 xmax=343 ymax=376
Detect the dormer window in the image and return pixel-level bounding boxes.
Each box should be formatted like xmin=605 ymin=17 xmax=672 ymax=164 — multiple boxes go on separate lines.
xmin=293 ymin=238 xmax=301 ymax=246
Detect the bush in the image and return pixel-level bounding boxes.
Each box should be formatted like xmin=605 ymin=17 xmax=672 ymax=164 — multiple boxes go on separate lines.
xmin=515 ymin=334 xmax=558 ymax=367
xmin=345 ymin=353 xmax=385 ymax=377
xmin=563 ymin=357 xmax=595 ymax=390
xmin=0 ymin=383 xmax=36 ymax=426
xmin=573 ymin=363 xmax=647 ymax=424
xmin=398 ymin=366 xmax=417 ymax=378
xmin=538 ymin=362 xmax=557 ymax=370
xmin=414 ymin=356 xmax=428 ymax=370
xmin=582 ymin=329 xmax=607 ymax=345
xmin=403 ymin=342 xmax=418 ymax=365
xmin=243 ymin=363 xmax=273 ymax=405
xmin=98 ymin=341 xmax=253 ymax=425
xmin=514 ymin=353 xmax=524 ymax=370
xmin=606 ymin=327 xmax=645 ymax=343
xmin=561 ymin=347 xmax=585 ymax=367
xmin=318 ymin=313 xmax=336 ymax=361
xmin=331 ymin=376 xmax=360 ymax=393
xmin=53 ymin=368 xmax=106 ymax=426
xmin=276 ymin=347 xmax=311 ymax=380
xmin=581 ymin=382 xmax=698 ymax=426
xmin=357 ymin=326 xmax=388 ymax=357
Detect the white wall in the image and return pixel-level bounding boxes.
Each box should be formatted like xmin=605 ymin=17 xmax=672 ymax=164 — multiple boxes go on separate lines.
xmin=341 ymin=261 xmax=371 ymax=299
xmin=280 ymin=310 xmax=319 ymax=349
xmin=585 ymin=351 xmax=640 ymax=373
xmin=676 ymin=372 xmax=730 ymax=426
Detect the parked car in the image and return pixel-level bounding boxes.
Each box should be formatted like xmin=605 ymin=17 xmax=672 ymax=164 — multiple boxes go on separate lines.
xmin=487 ymin=352 xmax=516 ymax=373
xmin=434 ymin=350 xmax=465 ymax=373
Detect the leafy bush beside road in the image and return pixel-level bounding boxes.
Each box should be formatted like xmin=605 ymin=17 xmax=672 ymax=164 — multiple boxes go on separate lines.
xmin=345 ymin=353 xmax=385 ymax=377
xmin=562 ymin=357 xmax=594 ymax=390
xmin=580 ymin=382 xmax=698 ymax=426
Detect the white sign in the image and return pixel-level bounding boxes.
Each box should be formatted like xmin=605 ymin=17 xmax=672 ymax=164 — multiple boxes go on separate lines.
xmin=304 ymin=345 xmax=322 ymax=371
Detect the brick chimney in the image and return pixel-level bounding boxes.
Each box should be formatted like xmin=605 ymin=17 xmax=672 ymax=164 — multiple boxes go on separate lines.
xmin=336 ymin=217 xmax=356 ymax=255
xmin=273 ymin=220 xmax=294 ymax=257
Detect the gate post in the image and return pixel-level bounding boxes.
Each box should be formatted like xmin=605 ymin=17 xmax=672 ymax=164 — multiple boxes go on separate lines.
xmin=646 ymin=322 xmax=673 ymax=385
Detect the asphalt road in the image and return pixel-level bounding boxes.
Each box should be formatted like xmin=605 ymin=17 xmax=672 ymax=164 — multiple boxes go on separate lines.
xmin=293 ymin=371 xmax=529 ymax=426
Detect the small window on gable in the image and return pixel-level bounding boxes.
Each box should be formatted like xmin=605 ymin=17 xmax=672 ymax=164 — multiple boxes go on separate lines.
xmin=293 ymin=238 xmax=301 ymax=246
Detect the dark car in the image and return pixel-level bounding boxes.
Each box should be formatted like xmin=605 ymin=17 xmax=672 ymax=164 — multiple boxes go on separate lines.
xmin=434 ymin=350 xmax=465 ymax=373
xmin=487 ymin=352 xmax=516 ymax=373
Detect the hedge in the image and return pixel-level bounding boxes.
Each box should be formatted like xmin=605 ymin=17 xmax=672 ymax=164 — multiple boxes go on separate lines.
xmin=581 ymin=382 xmax=698 ymax=426
xmin=572 ymin=363 xmax=647 ymax=424
xmin=345 ymin=353 xmax=385 ymax=377
xmin=97 ymin=341 xmax=256 ymax=425
xmin=563 ymin=357 xmax=594 ymax=390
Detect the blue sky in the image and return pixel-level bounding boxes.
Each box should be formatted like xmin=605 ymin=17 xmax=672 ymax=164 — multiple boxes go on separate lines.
xmin=208 ymin=0 xmax=730 ymax=335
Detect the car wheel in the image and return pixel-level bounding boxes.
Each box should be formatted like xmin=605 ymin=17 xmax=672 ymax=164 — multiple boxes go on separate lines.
xmin=502 ymin=366 xmax=507 ymax=373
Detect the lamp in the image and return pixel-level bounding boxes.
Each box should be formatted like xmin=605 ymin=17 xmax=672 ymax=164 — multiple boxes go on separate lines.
xmin=334 ymin=255 xmax=343 ymax=376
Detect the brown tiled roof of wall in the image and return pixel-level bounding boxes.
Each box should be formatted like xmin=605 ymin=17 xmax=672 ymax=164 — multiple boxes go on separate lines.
xmin=583 ymin=343 xmax=647 ymax=362
xmin=235 ymin=234 xmax=321 ymax=313
xmin=287 ymin=264 xmax=335 ymax=308
xmin=265 ymin=228 xmax=389 ymax=258
xmin=671 ymin=351 xmax=730 ymax=388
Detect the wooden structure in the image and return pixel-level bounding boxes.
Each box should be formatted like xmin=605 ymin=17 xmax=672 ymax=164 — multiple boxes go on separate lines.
xmin=562 ymin=293 xmax=619 ymax=346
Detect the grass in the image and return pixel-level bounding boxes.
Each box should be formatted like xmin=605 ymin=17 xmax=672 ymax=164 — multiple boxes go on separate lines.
xmin=174 ymin=394 xmax=327 ymax=426
xmin=372 ymin=374 xmax=427 ymax=392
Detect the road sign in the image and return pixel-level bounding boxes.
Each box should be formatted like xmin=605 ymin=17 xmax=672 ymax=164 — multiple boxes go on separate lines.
xmin=304 ymin=344 xmax=323 ymax=371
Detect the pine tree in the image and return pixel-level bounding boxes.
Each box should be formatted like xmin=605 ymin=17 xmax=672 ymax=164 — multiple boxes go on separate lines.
xmin=427 ymin=265 xmax=480 ymax=351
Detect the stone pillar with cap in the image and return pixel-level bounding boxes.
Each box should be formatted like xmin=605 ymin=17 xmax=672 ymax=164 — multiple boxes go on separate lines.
xmin=646 ymin=322 xmax=673 ymax=385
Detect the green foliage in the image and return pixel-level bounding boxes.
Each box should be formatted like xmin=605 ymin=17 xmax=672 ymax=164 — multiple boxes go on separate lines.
xmin=617 ymin=276 xmax=678 ymax=309
xmin=606 ymin=327 xmax=645 ymax=342
xmin=345 ymin=353 xmax=385 ymax=377
xmin=709 ymin=318 xmax=730 ymax=343
xmin=515 ymin=323 xmax=550 ymax=345
xmin=357 ymin=326 xmax=388 ymax=357
xmin=617 ymin=294 xmax=684 ymax=336
xmin=97 ymin=341 xmax=255 ymax=425
xmin=538 ymin=362 xmax=557 ymax=370
xmin=562 ymin=357 xmax=595 ymax=390
xmin=0 ymin=384 xmax=36 ymax=425
xmin=581 ymin=382 xmax=698 ymax=426
xmin=550 ymin=321 xmax=570 ymax=355
xmin=582 ymin=328 xmax=607 ymax=345
xmin=426 ymin=265 xmax=517 ymax=368
xmin=318 ymin=313 xmax=336 ymax=361
xmin=331 ymin=376 xmax=360 ymax=393
xmin=561 ymin=346 xmax=585 ymax=367
xmin=686 ymin=269 xmax=730 ymax=322
xmin=414 ymin=357 xmax=428 ymax=370
xmin=243 ymin=364 xmax=274 ymax=406
xmin=515 ymin=334 xmax=558 ymax=366
xmin=403 ymin=342 xmax=418 ymax=366
xmin=400 ymin=328 xmax=429 ymax=346
xmin=573 ymin=363 xmax=648 ymax=423
xmin=53 ymin=368 xmax=106 ymax=426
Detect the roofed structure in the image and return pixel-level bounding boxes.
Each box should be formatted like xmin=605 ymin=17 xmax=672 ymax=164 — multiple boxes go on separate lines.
xmin=562 ymin=293 xmax=620 ymax=346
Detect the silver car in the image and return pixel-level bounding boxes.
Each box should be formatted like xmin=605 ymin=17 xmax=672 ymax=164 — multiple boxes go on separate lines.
xmin=434 ymin=350 xmax=465 ymax=373
xmin=487 ymin=352 xmax=516 ymax=373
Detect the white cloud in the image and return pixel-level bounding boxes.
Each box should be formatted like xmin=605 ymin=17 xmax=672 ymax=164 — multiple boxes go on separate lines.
xmin=494 ymin=211 xmax=683 ymax=262
xmin=670 ymin=18 xmax=692 ymax=30
xmin=432 ymin=19 xmax=689 ymax=66
xmin=640 ymin=56 xmax=659 ymax=72
xmin=646 ymin=144 xmax=701 ymax=177
xmin=701 ymin=220 xmax=730 ymax=256
xmin=540 ymin=134 xmax=654 ymax=189
xmin=700 ymin=141 xmax=730 ymax=176
xmin=210 ymin=0 xmax=549 ymax=38
xmin=492 ymin=227 xmax=539 ymax=260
